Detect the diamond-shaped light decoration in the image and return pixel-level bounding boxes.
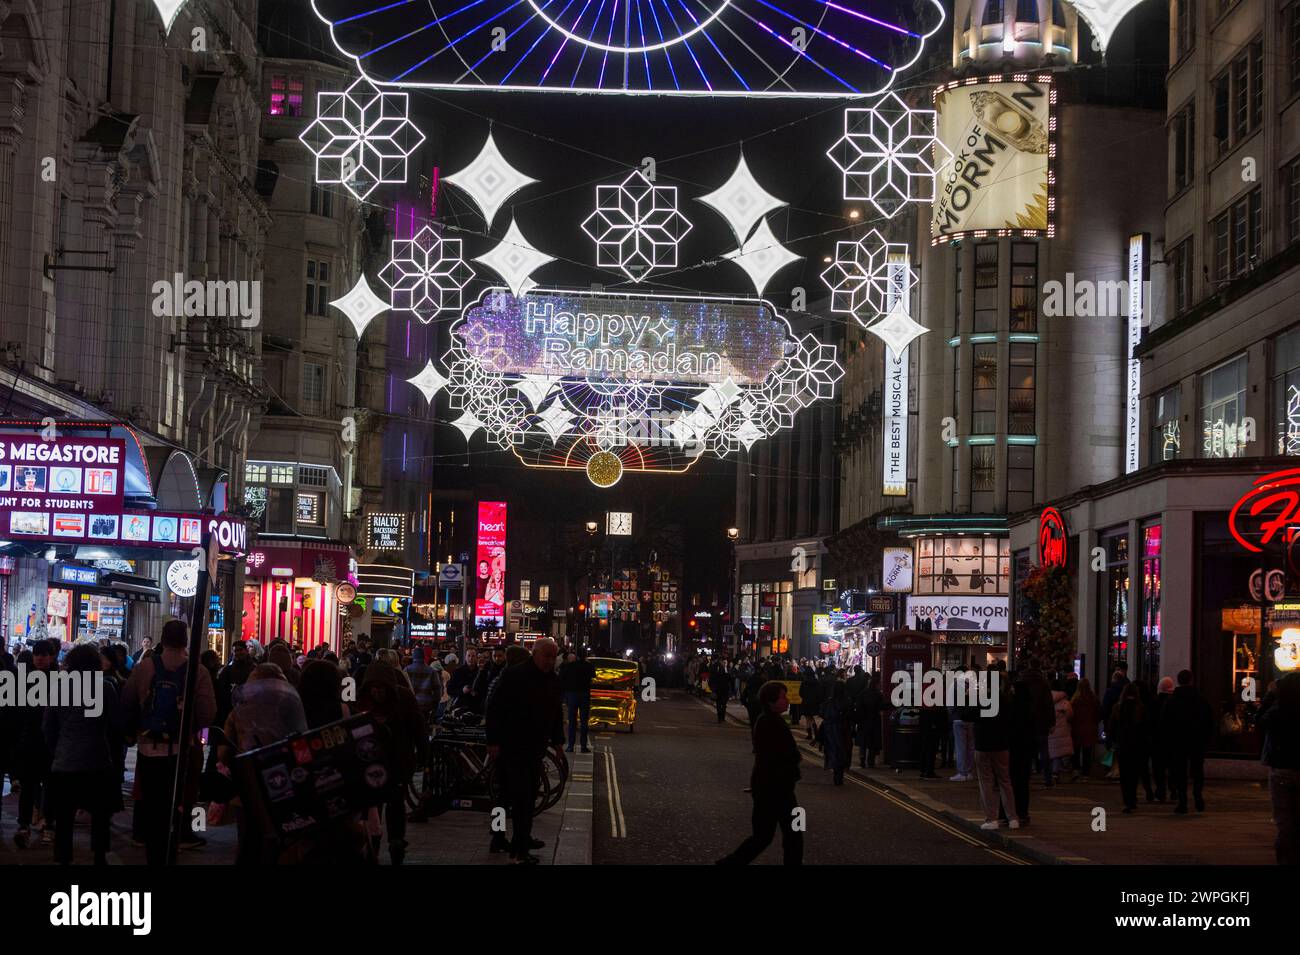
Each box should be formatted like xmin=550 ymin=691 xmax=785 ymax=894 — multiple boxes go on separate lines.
xmin=380 ymin=225 xmax=474 ymax=322
xmin=698 ymin=153 xmax=787 ymax=244
xmin=151 ymin=0 xmax=187 ymax=33
xmin=513 ymin=374 xmax=563 ymax=411
xmin=474 ymin=218 xmax=555 ymax=297
xmin=581 ymin=170 xmax=692 ymax=282
xmin=827 ymin=93 xmax=951 ymax=219
xmin=443 ymin=132 xmax=537 ymax=226
xmin=330 ymin=274 xmax=388 ymax=339
xmin=722 ymin=218 xmax=802 ymax=295
xmin=867 ymin=299 xmax=929 ymax=357
xmin=734 ymin=418 xmax=764 ymax=451
xmin=536 ymin=402 xmax=576 ymax=444
xmin=299 ymin=77 xmax=425 ymax=201
xmin=451 ymin=411 xmax=484 ymax=441
xmin=1071 ymin=0 xmax=1148 ymax=55
xmin=406 ymin=360 xmax=448 ymax=404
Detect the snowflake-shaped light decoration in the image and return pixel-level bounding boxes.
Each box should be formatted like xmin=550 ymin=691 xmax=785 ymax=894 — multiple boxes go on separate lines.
xmin=474 ymin=219 xmax=555 ymax=297
xmin=330 ymin=275 xmax=388 ymax=339
xmin=722 ymin=219 xmax=802 ymax=295
xmin=868 ymin=299 xmax=929 ymax=357
xmin=697 ymin=153 xmax=787 ymax=244
xmin=299 ymin=77 xmax=425 ymax=201
xmin=827 ymin=93 xmax=951 ymax=218
xmin=821 ymin=229 xmax=915 ymax=324
xmin=443 ymin=132 xmax=537 ymax=226
xmin=380 ymin=226 xmax=473 ymax=322
xmin=581 ymin=170 xmax=692 ymax=283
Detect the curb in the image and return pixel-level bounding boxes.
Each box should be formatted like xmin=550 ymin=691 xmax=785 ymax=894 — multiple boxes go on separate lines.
xmin=703 ymin=695 xmax=1082 ymax=865
xmin=551 ymin=749 xmax=594 ymax=865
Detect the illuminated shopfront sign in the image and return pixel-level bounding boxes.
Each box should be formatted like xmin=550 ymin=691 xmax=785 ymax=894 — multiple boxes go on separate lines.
xmin=906 ymin=595 xmax=1008 ymax=633
xmin=365 ymin=512 xmax=405 ymax=552
xmin=475 ymin=501 xmax=507 ymax=624
xmin=0 ymin=436 xmax=125 ymax=539
xmin=1229 ymin=469 xmax=1300 ymax=553
xmin=1038 ymin=506 xmax=1067 ymax=568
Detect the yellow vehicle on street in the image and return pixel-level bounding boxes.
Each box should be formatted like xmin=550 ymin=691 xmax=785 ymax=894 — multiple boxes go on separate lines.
xmin=588 ymin=657 xmax=639 ymax=733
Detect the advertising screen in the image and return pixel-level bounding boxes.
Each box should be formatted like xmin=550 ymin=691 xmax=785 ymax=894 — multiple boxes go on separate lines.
xmin=931 ymin=76 xmax=1053 ymax=244
xmin=474 ymin=501 xmax=507 ymax=624
xmin=0 ymin=436 xmax=125 ymax=541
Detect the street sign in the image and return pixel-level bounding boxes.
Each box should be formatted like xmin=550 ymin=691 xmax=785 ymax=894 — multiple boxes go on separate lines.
xmin=336 ymin=582 xmax=357 ymax=603
xmin=867 ymin=595 xmax=896 ymax=614
xmin=865 ymin=640 xmax=882 ymax=658
xmin=438 ymin=564 xmax=465 ymax=589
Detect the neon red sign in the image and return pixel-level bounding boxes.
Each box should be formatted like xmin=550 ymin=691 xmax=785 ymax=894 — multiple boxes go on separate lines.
xmin=1038 ymin=506 xmax=1067 ymax=569
xmin=1229 ymin=468 xmax=1300 ymax=553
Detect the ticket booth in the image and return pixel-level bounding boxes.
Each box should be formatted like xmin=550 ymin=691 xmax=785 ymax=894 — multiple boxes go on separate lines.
xmin=882 ymin=630 xmax=932 ymax=768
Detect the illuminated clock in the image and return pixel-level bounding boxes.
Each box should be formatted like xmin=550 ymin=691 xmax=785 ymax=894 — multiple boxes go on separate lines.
xmin=607 ymin=511 xmax=633 ymax=536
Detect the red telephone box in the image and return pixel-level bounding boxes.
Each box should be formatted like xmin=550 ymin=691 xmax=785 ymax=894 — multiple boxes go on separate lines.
xmin=881 ymin=630 xmax=932 ymax=768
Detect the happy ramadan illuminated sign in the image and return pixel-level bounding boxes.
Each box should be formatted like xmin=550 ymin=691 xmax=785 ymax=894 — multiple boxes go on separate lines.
xmin=456 ymin=290 xmax=788 ymax=386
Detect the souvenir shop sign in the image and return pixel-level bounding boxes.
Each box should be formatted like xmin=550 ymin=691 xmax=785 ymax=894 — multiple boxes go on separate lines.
xmin=0 ymin=437 xmax=125 ymax=540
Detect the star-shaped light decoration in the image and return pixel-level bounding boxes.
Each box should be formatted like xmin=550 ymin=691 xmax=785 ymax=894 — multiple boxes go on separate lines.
xmin=299 ymin=77 xmax=425 ymax=201
xmin=821 ymin=230 xmax=915 ymax=323
xmin=451 ymin=411 xmax=484 ymax=440
xmin=536 ymin=402 xmax=576 ymax=444
xmin=867 ymin=299 xmax=929 ymax=357
xmin=696 ymin=377 xmax=742 ymax=417
xmin=443 ymin=132 xmax=538 ymax=226
xmin=330 ymin=275 xmax=388 ymax=339
xmin=151 ymin=0 xmax=187 ymax=33
xmin=1071 ymin=1 xmax=1147 ymax=55
xmin=734 ymin=418 xmax=764 ymax=451
xmin=406 ymin=360 xmax=449 ymax=404
xmin=513 ymin=374 xmax=565 ymax=410
xmin=698 ymin=153 xmax=787 ymax=244
xmin=380 ymin=226 xmax=474 ymax=322
xmin=827 ymin=93 xmax=950 ymax=219
xmin=722 ymin=218 xmax=802 ymax=295
xmin=474 ymin=219 xmax=555 ymax=297
xmin=582 ymin=170 xmax=692 ymax=283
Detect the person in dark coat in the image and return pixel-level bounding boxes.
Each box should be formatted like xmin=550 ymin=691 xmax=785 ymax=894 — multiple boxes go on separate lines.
xmin=845 ymin=665 xmax=868 ymax=702
xmin=918 ymin=700 xmax=946 ymax=779
xmin=359 ymin=660 xmax=425 ymax=865
xmin=485 ymin=639 xmax=564 ymax=865
xmin=799 ymin=670 xmax=823 ymax=741
xmin=1106 ymin=682 xmax=1146 ymax=812
xmin=1160 ymin=669 xmax=1214 ymax=814
xmin=856 ymin=672 xmax=884 ymax=768
xmin=12 ymin=639 xmax=57 ymax=849
xmin=717 ymin=681 xmax=802 ymax=864
xmin=1008 ymin=671 xmax=1038 ymax=825
xmin=1144 ymin=676 xmax=1174 ymax=802
xmin=1259 ymin=671 xmax=1300 ymax=864
xmin=743 ymin=667 xmax=767 ymax=727
xmin=1100 ymin=668 xmax=1130 ymax=778
xmin=708 ymin=661 xmax=732 ymax=723
xmin=820 ymin=681 xmax=852 ymax=785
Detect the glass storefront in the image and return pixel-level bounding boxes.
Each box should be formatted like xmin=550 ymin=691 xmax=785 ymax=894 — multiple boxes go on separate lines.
xmin=1138 ymin=523 xmax=1162 ymax=681
xmin=739 ymin=581 xmax=793 ymax=655
xmin=1099 ymin=530 xmax=1130 ymax=679
xmin=914 ymin=536 xmax=1010 ymax=595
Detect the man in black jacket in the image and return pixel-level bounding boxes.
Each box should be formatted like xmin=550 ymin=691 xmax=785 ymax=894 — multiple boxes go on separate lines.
xmin=486 ymin=638 xmax=564 ymax=864
xmin=1260 ymin=671 xmax=1300 ymax=864
xmin=718 ymin=681 xmax=803 ymax=865
xmin=559 ymin=649 xmax=594 ymax=752
xmin=1160 ymin=669 xmax=1214 ymax=814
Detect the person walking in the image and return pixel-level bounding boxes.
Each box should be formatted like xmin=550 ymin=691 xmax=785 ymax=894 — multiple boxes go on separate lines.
xmin=44 ymin=644 xmax=122 ymax=864
xmin=404 ymin=647 xmax=437 ymax=728
xmin=918 ymin=699 xmax=946 ymax=779
xmin=856 ymin=672 xmax=884 ymax=768
xmin=949 ymin=670 xmax=978 ymax=782
xmin=820 ymin=681 xmax=852 ymax=785
xmin=1047 ymin=679 xmax=1074 ymax=785
xmin=799 ymin=668 xmax=823 ymax=743
xmin=359 ymin=658 xmax=425 ymax=864
xmin=1008 ymin=671 xmax=1038 ymax=825
xmin=709 ymin=660 xmax=732 ymax=723
xmin=1145 ymin=676 xmax=1175 ymax=802
xmin=743 ymin=666 xmax=766 ymax=727
xmin=1100 ymin=668 xmax=1130 ymax=780
xmin=122 ymin=620 xmax=216 ymax=864
xmin=485 ymin=638 xmax=564 ymax=864
xmin=1106 ymin=682 xmax=1146 ymax=813
xmin=974 ymin=679 xmax=1018 ymax=830
xmin=11 ymin=639 xmax=57 ymax=849
xmin=1259 ymin=671 xmax=1300 ymax=865
xmin=560 ymin=648 xmax=594 ymax=752
xmin=1070 ymin=678 xmax=1100 ymax=781
xmin=717 ymin=681 xmax=803 ymax=865
xmin=1160 ymin=669 xmax=1214 ymax=814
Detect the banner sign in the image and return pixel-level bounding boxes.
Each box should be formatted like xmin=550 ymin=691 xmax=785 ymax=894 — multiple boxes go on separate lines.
xmin=882 ymin=547 xmax=913 ymax=593
xmin=906 ymin=595 xmax=1009 ymax=633
xmin=365 ymin=513 xmax=405 ymax=551
xmin=932 ymin=76 xmax=1053 ymax=244
xmin=1126 ymin=234 xmax=1149 ymax=474
xmin=475 ymin=501 xmax=507 ymax=622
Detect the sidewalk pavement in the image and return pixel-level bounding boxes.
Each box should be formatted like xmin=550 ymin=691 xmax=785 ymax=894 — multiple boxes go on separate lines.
xmin=0 ymin=746 xmax=594 ymax=866
xmin=712 ymin=696 xmax=1276 ymax=865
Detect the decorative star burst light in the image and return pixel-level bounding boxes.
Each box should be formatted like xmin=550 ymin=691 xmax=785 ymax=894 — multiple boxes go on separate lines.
xmin=380 ymin=225 xmax=474 ymax=322
xmin=698 ymin=154 xmax=787 ymax=244
xmin=330 ymin=274 xmax=388 ymax=339
xmin=1070 ymin=1 xmax=1147 ymax=54
xmin=299 ymin=77 xmax=425 ymax=201
xmin=722 ymin=219 xmax=802 ymax=295
xmin=868 ymin=298 xmax=928 ymax=356
xmin=310 ymin=0 xmax=945 ymax=97
xmin=821 ymin=229 xmax=915 ymax=324
xmin=443 ymin=133 xmax=538 ymax=226
xmin=429 ymin=287 xmax=843 ymax=484
xmin=151 ymin=0 xmax=186 ymax=33
xmin=827 ymin=93 xmax=950 ymax=218
xmin=474 ymin=219 xmax=556 ymax=297
xmin=581 ymin=170 xmax=692 ymax=282
xmin=406 ymin=360 xmax=449 ymax=404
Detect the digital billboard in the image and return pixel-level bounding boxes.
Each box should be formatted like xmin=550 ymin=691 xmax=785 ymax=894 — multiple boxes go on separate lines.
xmin=474 ymin=501 xmax=507 ymax=625
xmin=931 ymin=76 xmax=1054 ymax=244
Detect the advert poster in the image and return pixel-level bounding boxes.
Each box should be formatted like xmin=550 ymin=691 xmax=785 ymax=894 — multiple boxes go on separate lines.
xmin=0 ymin=436 xmax=126 ymax=543
xmin=475 ymin=501 xmax=507 ymax=624
xmin=932 ymin=77 xmax=1052 ymax=243
xmin=906 ymin=595 xmax=1009 ymax=633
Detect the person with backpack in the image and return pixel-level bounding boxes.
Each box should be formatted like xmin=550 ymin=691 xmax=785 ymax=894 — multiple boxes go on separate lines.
xmin=122 ymin=619 xmax=216 ymax=865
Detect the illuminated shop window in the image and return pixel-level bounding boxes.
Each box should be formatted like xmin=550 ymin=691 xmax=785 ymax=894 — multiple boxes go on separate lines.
xmin=1200 ymin=355 xmax=1247 ymax=458
xmin=1272 ymin=326 xmax=1300 ymax=455
xmin=915 ymin=536 xmax=1010 ymax=596
xmin=269 ymin=74 xmax=304 ymax=117
xmin=973 ymin=242 xmax=998 ymax=334
xmin=244 ymin=463 xmax=267 ymax=484
xmin=1150 ymin=386 xmax=1181 ymax=462
xmin=971 ymin=342 xmax=997 ymax=435
xmin=269 ymin=464 xmax=295 ymax=484
xmin=1140 ymin=523 xmax=1162 ymax=681
xmin=1099 ymin=531 xmax=1130 ymax=678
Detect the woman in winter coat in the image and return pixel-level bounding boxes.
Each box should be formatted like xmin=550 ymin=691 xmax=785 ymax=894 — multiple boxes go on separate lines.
xmin=1069 ymin=679 xmax=1100 ymax=780
xmin=360 ymin=660 xmax=425 ymax=865
xmin=1046 ymin=679 xmax=1074 ymax=785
